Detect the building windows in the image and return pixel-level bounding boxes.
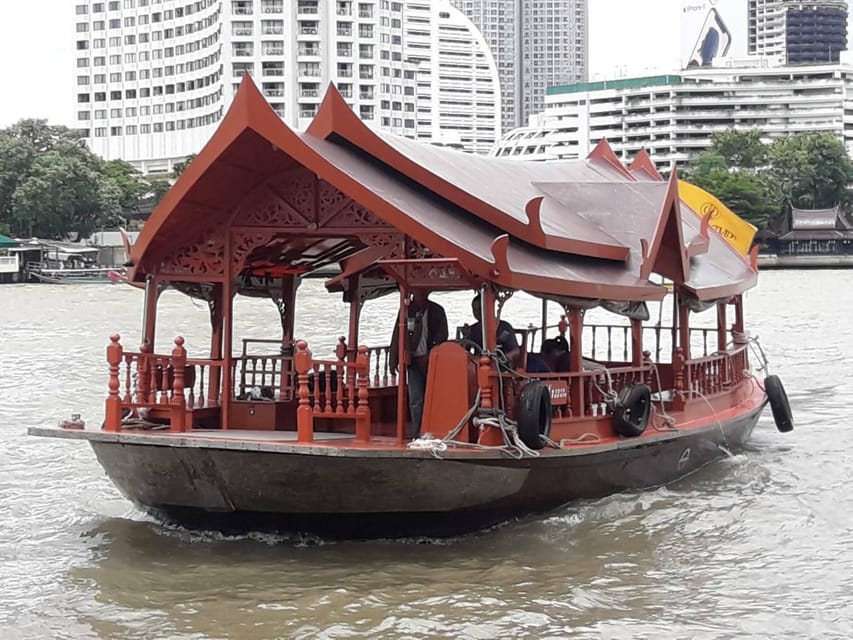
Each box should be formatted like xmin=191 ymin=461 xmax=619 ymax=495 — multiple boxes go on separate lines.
xmin=77 ymin=110 xmax=91 ymax=120
xmin=76 ymin=40 xmax=89 ymax=50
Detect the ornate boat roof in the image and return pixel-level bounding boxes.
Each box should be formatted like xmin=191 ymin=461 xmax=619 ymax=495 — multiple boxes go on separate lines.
xmin=130 ymin=77 xmax=756 ymax=303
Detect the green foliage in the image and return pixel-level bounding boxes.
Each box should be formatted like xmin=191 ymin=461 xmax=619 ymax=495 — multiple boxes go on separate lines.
xmin=767 ymin=133 xmax=853 ymax=210
xmin=172 ymin=154 xmax=197 ymax=179
xmin=685 ymin=129 xmax=853 ymax=229
xmin=0 ymin=119 xmax=171 ymax=239
xmin=708 ymin=130 xmax=768 ymax=169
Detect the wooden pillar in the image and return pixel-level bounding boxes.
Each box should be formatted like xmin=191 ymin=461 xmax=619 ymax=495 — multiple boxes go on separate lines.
xmin=221 ymin=235 xmax=234 ymax=429
xmin=716 ymin=302 xmax=728 ymax=353
xmin=347 ymin=275 xmax=361 ymax=356
xmin=482 ymin=287 xmax=497 ymax=351
xmin=105 ymin=334 xmax=123 ymax=432
xmin=630 ymin=318 xmax=643 ymax=367
xmin=170 ymin=336 xmax=187 ymax=432
xmin=395 ymin=286 xmax=408 ymax=444
xmin=733 ymin=295 xmax=745 ymax=334
xmin=281 ymin=275 xmax=298 ymax=346
xmin=208 ymin=283 xmax=223 ymax=406
xmin=295 ymin=340 xmax=313 ymax=442
xmin=141 ymin=275 xmax=158 ymax=349
xmin=678 ymin=291 xmax=691 ymax=361
xmin=568 ymin=307 xmax=584 ymax=417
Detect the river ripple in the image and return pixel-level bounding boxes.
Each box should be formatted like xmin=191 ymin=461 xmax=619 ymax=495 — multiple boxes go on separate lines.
xmin=1 ymin=270 xmax=851 ymax=639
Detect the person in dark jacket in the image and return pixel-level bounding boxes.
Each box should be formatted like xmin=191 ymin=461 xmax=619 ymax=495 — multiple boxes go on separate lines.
xmin=463 ymin=294 xmax=520 ymax=367
xmin=389 ymin=289 xmax=448 ymax=437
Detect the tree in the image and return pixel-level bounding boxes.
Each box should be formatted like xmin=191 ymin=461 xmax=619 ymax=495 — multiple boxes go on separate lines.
xmin=172 ymin=153 xmax=197 ymax=179
xmin=768 ymin=133 xmax=853 ymax=210
xmin=0 ymin=119 xmax=160 ymax=238
xmin=708 ymin=129 xmax=769 ymax=170
xmin=687 ymin=152 xmax=781 ymax=228
xmin=102 ymin=159 xmax=147 ymax=213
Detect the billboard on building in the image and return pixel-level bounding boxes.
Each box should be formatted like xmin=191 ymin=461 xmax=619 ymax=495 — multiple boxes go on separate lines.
xmin=681 ymin=0 xmax=747 ymax=68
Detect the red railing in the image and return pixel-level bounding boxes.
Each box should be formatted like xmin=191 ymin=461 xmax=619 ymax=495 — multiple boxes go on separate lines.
xmin=683 ymin=343 xmax=749 ymax=398
xmin=295 ymin=340 xmax=371 ymax=442
xmin=106 ymin=334 xmax=211 ymax=432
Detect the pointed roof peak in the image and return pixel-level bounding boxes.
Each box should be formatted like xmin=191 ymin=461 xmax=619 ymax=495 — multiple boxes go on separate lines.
xmin=587 ymin=139 xmax=634 ymax=180
xmin=629 ymin=149 xmax=663 ymax=181
xmin=309 ymin=82 xmax=358 ymax=139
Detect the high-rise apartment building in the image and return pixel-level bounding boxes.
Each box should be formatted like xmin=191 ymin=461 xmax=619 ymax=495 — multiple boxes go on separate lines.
xmin=73 ymin=0 xmax=501 ymax=173
xmin=450 ymin=0 xmax=587 ymax=133
xmin=749 ymin=0 xmax=848 ymax=63
xmin=491 ymin=65 xmax=853 ymax=169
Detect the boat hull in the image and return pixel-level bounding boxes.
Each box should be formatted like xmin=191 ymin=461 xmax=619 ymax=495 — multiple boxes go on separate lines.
xmin=81 ymin=402 xmax=765 ymax=538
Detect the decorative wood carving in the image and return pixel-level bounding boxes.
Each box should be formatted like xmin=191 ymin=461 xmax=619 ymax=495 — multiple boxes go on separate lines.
xmin=235 ymin=188 xmax=307 ymax=227
xmin=231 ymin=230 xmax=279 ymax=274
xmin=333 ymin=200 xmax=389 ymax=228
xmin=159 ymin=226 xmax=227 ymax=276
xmin=358 ymin=233 xmax=405 ymax=258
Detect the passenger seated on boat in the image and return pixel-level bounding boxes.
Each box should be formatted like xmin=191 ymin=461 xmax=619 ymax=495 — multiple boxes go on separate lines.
xmin=462 ymin=294 xmax=521 ymax=367
xmin=388 ymin=289 xmax=449 ymax=437
xmin=542 ymin=338 xmax=571 ymax=372
xmin=526 ymin=351 xmax=551 ymax=373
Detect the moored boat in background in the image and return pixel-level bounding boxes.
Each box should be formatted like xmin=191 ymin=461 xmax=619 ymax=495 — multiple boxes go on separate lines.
xmin=29 ymin=78 xmax=794 ymax=538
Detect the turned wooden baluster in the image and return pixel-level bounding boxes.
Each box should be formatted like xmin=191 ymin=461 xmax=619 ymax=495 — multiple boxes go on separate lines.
xmin=159 ymin=359 xmax=171 ymax=405
xmin=295 ymin=340 xmax=313 ymax=442
xmin=386 ymin=347 xmax=395 ymax=385
xmin=105 ymin=334 xmax=123 ymax=432
xmin=138 ymin=342 xmax=152 ymax=404
xmin=335 ymin=337 xmax=347 ymax=414
xmin=170 ymin=337 xmax=186 ymax=432
xmin=123 ymin=353 xmax=133 ymax=405
xmin=673 ymin=348 xmax=686 ymax=408
xmin=373 ymin=348 xmax=381 ymax=387
xmin=355 ymin=345 xmax=371 ymax=442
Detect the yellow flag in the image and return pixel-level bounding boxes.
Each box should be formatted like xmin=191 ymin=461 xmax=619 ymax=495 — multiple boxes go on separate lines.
xmin=678 ymin=180 xmax=757 ymax=256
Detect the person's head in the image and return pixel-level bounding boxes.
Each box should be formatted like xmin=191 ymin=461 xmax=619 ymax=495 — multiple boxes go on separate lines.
xmin=411 ymin=289 xmax=429 ymax=308
xmin=541 ymin=338 xmax=565 ymax=369
xmin=471 ymin=294 xmax=482 ymax=321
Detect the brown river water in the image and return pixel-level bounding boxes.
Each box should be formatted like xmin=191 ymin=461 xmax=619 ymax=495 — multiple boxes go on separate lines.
xmin=1 ymin=271 xmax=850 ymax=639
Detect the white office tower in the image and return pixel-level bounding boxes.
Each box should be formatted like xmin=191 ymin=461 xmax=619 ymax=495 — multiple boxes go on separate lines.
xmin=73 ymin=0 xmax=501 ymax=173
xmin=451 ymin=0 xmax=588 ymax=134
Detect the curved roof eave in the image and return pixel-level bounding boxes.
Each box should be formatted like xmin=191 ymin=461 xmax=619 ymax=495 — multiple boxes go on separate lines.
xmin=307 ymin=84 xmax=631 ymax=262
xmin=131 ymin=76 xmax=665 ymax=302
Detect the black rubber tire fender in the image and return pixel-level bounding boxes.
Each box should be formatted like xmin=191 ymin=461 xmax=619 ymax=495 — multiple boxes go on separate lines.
xmin=518 ymin=381 xmax=552 ymax=450
xmin=612 ymin=383 xmax=652 ymax=438
xmin=765 ymin=374 xmax=794 ymax=433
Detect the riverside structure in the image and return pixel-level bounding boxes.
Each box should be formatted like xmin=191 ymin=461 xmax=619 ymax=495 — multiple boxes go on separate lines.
xmin=491 ymin=63 xmax=853 ymax=172
xmin=73 ymin=0 xmax=501 ymax=174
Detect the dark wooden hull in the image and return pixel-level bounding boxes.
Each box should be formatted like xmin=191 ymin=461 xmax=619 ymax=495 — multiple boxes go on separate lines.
xmin=80 ymin=402 xmax=765 ymax=538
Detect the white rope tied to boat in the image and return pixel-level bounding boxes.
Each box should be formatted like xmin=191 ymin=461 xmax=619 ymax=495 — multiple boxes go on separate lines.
xmin=407 ymin=434 xmax=448 ymax=456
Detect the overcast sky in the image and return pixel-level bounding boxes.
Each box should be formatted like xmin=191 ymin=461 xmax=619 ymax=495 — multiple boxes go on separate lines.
xmin=0 ymin=0 xmax=693 ymax=127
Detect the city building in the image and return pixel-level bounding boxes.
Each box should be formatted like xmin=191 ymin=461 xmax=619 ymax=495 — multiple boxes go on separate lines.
xmin=450 ymin=0 xmax=587 ymax=134
xmin=73 ymin=0 xmax=501 ymax=173
xmin=490 ymin=64 xmax=853 ymax=171
xmin=749 ymin=0 xmax=848 ymax=63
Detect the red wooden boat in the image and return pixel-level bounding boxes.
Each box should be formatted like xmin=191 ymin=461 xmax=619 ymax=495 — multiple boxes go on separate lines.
xmin=30 ymin=78 xmax=793 ymax=538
